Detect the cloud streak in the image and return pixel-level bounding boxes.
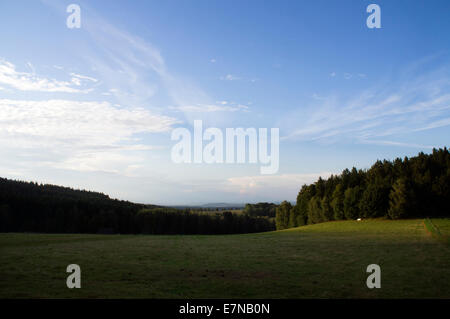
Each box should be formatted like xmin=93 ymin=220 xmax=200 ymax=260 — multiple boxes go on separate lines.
xmin=169 ymin=103 xmax=249 ymax=113
xmin=0 ymin=59 xmax=90 ymax=93
xmin=283 ymin=61 xmax=450 ymax=147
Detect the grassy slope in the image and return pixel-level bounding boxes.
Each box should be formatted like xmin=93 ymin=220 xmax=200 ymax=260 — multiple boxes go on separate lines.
xmin=0 ymin=219 xmax=449 ymax=298
xmin=430 ymin=219 xmax=450 ymax=236
xmin=425 ymin=218 xmax=450 ymax=244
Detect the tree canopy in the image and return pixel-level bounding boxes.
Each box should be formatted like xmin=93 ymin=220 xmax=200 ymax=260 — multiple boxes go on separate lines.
xmin=276 ymin=148 xmax=450 ymax=230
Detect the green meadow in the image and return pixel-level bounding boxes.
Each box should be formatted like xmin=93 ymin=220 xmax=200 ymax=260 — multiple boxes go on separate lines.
xmin=1 ymin=219 xmax=449 ymax=298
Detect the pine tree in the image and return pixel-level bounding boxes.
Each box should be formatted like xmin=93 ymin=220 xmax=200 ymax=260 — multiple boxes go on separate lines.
xmin=343 ymin=186 xmax=362 ymax=220
xmin=360 ymin=182 xmax=391 ymax=218
xmin=331 ymin=184 xmax=345 ymax=220
xmin=275 ymin=201 xmax=292 ymax=230
xmin=388 ymin=178 xmax=410 ymax=219
xmin=288 ymin=205 xmax=299 ymax=228
xmin=320 ymin=196 xmax=333 ymax=222
xmin=307 ymin=196 xmax=322 ymax=224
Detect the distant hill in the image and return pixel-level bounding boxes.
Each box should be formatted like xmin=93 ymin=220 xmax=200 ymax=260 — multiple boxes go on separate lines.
xmin=0 ymin=177 xmax=154 ymax=233
xmin=202 ymin=203 xmax=245 ymax=208
xmin=0 ymin=178 xmax=274 ymax=234
xmin=169 ymin=203 xmax=246 ymax=210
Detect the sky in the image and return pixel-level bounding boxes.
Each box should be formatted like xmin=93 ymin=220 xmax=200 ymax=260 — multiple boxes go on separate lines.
xmin=0 ymin=0 xmax=449 ymax=205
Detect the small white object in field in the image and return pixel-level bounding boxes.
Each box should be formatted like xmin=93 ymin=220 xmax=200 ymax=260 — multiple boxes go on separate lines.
xmin=357 ymin=218 xmax=362 ymax=221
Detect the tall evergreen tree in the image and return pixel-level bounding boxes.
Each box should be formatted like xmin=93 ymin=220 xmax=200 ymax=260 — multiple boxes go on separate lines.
xmin=275 ymin=201 xmax=292 ymax=230
xmin=388 ymin=178 xmax=413 ymax=219
xmin=307 ymin=196 xmax=322 ymax=224
xmin=331 ymin=184 xmax=345 ymax=220
xmin=343 ymin=186 xmax=362 ymax=220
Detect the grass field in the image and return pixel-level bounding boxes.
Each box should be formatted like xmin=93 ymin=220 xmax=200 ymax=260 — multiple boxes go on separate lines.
xmin=429 ymin=219 xmax=450 ymax=236
xmin=1 ymin=219 xmax=449 ymax=298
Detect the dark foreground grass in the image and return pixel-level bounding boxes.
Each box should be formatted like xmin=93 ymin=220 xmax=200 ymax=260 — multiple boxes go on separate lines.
xmin=0 ymin=219 xmax=449 ymax=298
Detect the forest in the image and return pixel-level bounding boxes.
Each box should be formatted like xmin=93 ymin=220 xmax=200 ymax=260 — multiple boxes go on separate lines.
xmin=276 ymin=148 xmax=450 ymax=230
xmin=243 ymin=202 xmax=277 ymax=217
xmin=0 ymin=178 xmax=273 ymax=234
xmin=1 ymin=148 xmax=449 ymax=235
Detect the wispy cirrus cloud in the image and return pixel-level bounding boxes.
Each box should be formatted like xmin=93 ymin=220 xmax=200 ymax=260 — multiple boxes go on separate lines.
xmin=329 ymin=72 xmax=366 ymax=80
xmin=39 ymin=0 xmax=220 ymax=117
xmin=70 ymin=72 xmax=98 ymax=83
xmin=3 ymin=1 xmax=222 ymax=176
xmin=359 ymin=140 xmax=434 ymax=149
xmin=219 ymin=74 xmax=258 ymax=83
xmin=283 ymin=60 xmax=450 ymax=148
xmin=169 ymin=103 xmax=249 ymax=113
xmin=0 ymin=59 xmax=92 ymax=93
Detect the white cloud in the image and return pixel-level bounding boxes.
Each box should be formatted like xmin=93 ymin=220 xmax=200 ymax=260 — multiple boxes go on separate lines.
xmin=220 ymin=74 xmax=240 ymax=81
xmin=169 ymin=103 xmax=249 ymax=113
xmin=71 ymin=77 xmax=82 ymax=86
xmin=219 ymin=74 xmax=259 ymax=83
xmin=0 ymin=98 xmax=177 ymax=145
xmin=70 ymin=72 xmax=98 ymax=83
xmin=0 ymin=98 xmax=179 ymax=173
xmin=0 ymin=59 xmax=89 ymax=93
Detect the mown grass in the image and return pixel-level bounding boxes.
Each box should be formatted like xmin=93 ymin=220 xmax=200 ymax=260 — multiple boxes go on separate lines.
xmin=0 ymin=219 xmax=449 ymax=298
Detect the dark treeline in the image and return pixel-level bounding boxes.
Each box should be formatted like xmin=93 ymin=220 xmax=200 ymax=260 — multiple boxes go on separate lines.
xmin=244 ymin=202 xmax=277 ymax=217
xmin=0 ymin=178 xmax=274 ymax=234
xmin=276 ymin=148 xmax=450 ymax=230
xmin=136 ymin=208 xmax=274 ymax=235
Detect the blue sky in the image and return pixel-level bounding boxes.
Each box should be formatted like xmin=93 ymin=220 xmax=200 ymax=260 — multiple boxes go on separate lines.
xmin=0 ymin=0 xmax=449 ymax=204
